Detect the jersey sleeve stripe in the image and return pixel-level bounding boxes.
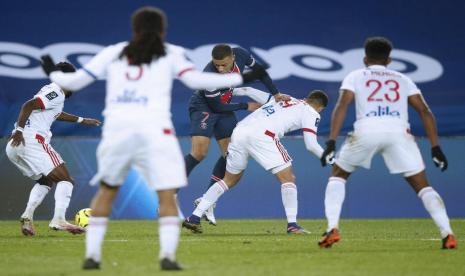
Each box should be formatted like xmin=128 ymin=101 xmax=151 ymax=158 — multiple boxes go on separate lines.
xmin=302 ymin=128 xmax=316 ymax=134
xmin=82 ymin=67 xmax=98 ymax=80
xmin=36 ymin=97 xmax=45 ymax=109
xmin=177 ymin=67 xmax=195 ymax=77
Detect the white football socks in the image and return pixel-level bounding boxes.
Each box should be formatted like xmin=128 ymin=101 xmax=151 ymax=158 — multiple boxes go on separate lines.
xmin=281 ymin=182 xmax=298 ymax=223
xmin=85 ymin=216 xmax=109 ymax=262
xmin=159 ymin=216 xmax=180 ymax=261
xmin=193 ymin=180 xmax=229 ymax=218
xmin=418 ymin=187 xmax=453 ymax=238
xmin=53 ymin=181 xmax=73 ymax=221
xmin=21 ymin=183 xmax=50 ymax=219
xmin=325 ymin=177 xmax=346 ymax=232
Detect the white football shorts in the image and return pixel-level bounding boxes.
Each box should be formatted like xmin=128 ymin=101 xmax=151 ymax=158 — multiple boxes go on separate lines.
xmin=335 ymin=130 xmax=425 ymax=177
xmin=90 ymin=127 xmax=187 ymax=191
xmin=5 ymin=136 xmax=64 ymax=180
xmin=226 ymin=126 xmax=292 ymax=175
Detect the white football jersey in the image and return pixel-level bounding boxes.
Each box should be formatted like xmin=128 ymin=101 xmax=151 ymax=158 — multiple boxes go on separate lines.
xmin=341 ymin=65 xmax=421 ymax=131
xmin=16 ymin=83 xmax=65 ymax=141
xmin=82 ymin=42 xmax=194 ymax=126
xmin=239 ymin=97 xmax=321 ymax=138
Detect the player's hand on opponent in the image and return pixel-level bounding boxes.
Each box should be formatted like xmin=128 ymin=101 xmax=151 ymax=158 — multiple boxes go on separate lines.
xmin=431 ymin=145 xmax=448 ymax=171
xmin=80 ymin=118 xmax=102 ymax=126
xmin=247 ymin=102 xmax=262 ymax=112
xmin=320 ymin=139 xmax=336 ymax=167
xmin=274 ymin=93 xmax=291 ymax=102
xmin=40 ymin=55 xmax=59 ymax=76
xmin=10 ymin=130 xmax=25 ymax=147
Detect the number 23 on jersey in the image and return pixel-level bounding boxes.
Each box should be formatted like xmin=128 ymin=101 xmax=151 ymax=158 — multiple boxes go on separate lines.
xmin=366 ymin=79 xmax=400 ymax=102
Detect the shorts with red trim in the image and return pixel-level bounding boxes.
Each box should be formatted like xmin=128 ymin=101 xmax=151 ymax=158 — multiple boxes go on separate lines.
xmin=5 ymin=135 xmax=64 ymax=180
xmin=90 ymin=124 xmax=187 ymax=191
xmin=335 ymin=130 xmax=425 ymax=177
xmin=226 ymin=125 xmax=292 ymax=175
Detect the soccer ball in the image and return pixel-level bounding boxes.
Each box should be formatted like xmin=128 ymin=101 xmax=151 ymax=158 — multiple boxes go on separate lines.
xmin=75 ymin=208 xmax=92 ymax=228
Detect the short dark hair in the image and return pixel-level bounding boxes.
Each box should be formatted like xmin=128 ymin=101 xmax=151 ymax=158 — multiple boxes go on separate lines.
xmin=364 ymin=37 xmax=392 ymax=63
xmin=212 ymin=44 xmax=233 ymax=60
xmin=56 ymin=62 xmax=76 ymax=73
xmin=305 ymin=90 xmax=328 ymax=107
xmin=122 ymin=6 xmax=167 ymax=65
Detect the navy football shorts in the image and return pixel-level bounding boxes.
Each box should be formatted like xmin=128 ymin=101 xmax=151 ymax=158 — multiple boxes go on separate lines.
xmin=189 ymin=110 xmax=237 ymax=140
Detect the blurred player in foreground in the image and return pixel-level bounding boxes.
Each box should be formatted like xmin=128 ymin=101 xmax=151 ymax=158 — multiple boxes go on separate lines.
xmin=318 ymin=37 xmax=457 ymax=249
xmin=41 ymin=6 xmax=265 ymax=271
xmin=183 ymin=89 xmax=329 ymax=234
xmin=5 ymin=62 xmax=100 ymax=236
xmin=186 ymin=44 xmax=287 ymax=225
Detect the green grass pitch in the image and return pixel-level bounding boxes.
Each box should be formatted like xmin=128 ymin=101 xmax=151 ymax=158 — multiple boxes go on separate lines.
xmin=0 ymin=219 xmax=463 ymax=275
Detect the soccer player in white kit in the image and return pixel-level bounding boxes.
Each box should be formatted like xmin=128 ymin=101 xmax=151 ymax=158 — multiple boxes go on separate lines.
xmin=40 ymin=6 xmax=262 ymax=271
xmin=5 ymin=62 xmax=101 ymax=236
xmin=318 ymin=37 xmax=456 ymax=249
xmin=183 ymin=90 xmax=329 ymax=234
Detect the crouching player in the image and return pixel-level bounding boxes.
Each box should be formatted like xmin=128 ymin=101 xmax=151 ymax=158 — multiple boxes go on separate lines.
xmin=5 ymin=62 xmax=101 ymax=236
xmin=183 ymin=90 xmax=330 ymax=234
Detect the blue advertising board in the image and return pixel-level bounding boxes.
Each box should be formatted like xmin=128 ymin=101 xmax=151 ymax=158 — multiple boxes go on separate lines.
xmin=1 ymin=0 xmax=465 ymax=136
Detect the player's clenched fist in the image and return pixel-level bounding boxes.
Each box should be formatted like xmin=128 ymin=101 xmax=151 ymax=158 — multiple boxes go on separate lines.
xmin=431 ymin=146 xmax=448 ymax=171
xmin=320 ymin=139 xmax=336 ymax=167
xmin=40 ymin=55 xmax=59 ymax=76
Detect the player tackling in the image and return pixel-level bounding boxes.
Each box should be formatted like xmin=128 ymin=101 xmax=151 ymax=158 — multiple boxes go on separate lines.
xmin=183 ymin=90 xmax=330 ymax=234
xmin=318 ymin=37 xmax=457 ymax=249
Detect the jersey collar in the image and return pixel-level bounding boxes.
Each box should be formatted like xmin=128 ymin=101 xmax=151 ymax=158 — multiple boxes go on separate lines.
xmin=367 ymin=65 xmax=387 ymax=70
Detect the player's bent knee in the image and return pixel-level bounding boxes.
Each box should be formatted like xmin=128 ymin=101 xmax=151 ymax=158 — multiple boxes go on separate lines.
xmin=191 ymin=145 xmax=209 ymax=160
xmin=100 ymin=181 xmax=119 ymax=190
xmin=331 ymin=164 xmax=351 ymax=179
xmin=404 ymin=170 xmax=429 ymax=194
xmin=191 ymin=150 xmax=208 ymax=161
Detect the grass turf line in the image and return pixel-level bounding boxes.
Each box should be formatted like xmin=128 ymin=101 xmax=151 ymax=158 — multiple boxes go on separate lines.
xmin=0 ymin=219 xmax=463 ymax=275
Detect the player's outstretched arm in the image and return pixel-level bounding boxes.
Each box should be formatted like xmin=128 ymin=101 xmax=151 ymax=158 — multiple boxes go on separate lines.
xmin=233 ymin=87 xmax=272 ymax=104
xmin=10 ymin=98 xmax=42 ymax=147
xmin=320 ymin=90 xmax=354 ymax=166
xmin=178 ymin=70 xmax=243 ymax=91
xmin=408 ymin=94 xmax=448 ymax=171
xmin=249 ymin=63 xmax=279 ymax=94
xmin=56 ymin=112 xmax=101 ymax=126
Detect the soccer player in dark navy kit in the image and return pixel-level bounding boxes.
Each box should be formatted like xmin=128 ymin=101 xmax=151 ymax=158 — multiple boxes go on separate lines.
xmin=185 ymin=44 xmax=288 ymax=225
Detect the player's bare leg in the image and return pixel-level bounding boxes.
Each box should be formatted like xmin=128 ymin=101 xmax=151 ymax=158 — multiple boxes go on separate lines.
xmin=405 ymin=171 xmax=456 ymax=249
xmin=46 ymin=164 xmax=84 ymax=234
xmin=83 ymin=182 xmax=119 ymax=270
xmin=20 ymin=176 xmax=52 ymax=236
xmin=274 ymin=166 xmax=309 ymax=234
xmin=184 ymin=170 xmax=242 ymax=233
xmin=185 ymin=136 xmax=211 ymax=176
xmin=157 ymin=188 xmax=183 ymax=270
xmin=319 ymin=165 xmax=350 ymax=248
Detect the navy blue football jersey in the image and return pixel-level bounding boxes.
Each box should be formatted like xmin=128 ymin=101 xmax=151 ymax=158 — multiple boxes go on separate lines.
xmin=188 ymin=47 xmax=277 ymax=113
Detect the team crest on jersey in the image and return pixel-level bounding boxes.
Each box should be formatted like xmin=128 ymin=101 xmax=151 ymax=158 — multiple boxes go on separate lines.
xmin=45 ymin=91 xmax=58 ymax=100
